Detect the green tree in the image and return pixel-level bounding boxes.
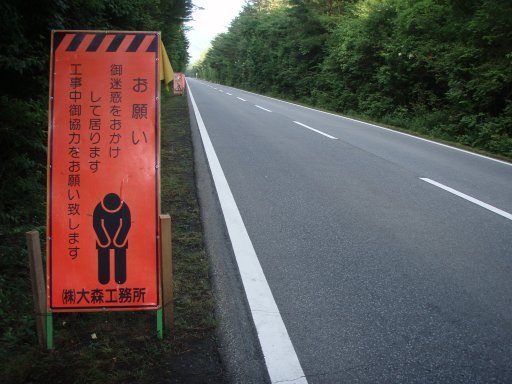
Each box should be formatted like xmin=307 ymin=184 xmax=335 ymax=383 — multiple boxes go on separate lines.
xmin=0 ymin=0 xmax=194 ymax=363
xmin=0 ymin=0 xmax=193 ymax=228
xmin=196 ymin=0 xmax=512 ymax=157
xmin=197 ymin=0 xmax=327 ymax=101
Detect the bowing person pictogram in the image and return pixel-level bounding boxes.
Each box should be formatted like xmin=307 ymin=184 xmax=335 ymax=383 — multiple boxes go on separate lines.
xmin=93 ymin=193 xmax=131 ymax=284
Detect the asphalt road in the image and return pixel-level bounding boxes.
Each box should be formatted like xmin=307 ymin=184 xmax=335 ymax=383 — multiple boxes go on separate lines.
xmin=186 ymin=78 xmax=512 ymax=383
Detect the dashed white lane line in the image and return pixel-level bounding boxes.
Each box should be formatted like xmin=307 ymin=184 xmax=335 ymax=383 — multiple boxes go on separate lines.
xmin=237 ymin=97 xmax=247 ymax=101
xmin=293 ymin=121 xmax=338 ymax=140
xmin=188 ymin=85 xmax=308 ymax=384
xmin=255 ymin=105 xmax=272 ymax=112
xmin=225 ymin=84 xmax=511 ymax=167
xmin=226 ymin=92 xmax=232 ymax=96
xmin=420 ymin=178 xmax=512 ymax=221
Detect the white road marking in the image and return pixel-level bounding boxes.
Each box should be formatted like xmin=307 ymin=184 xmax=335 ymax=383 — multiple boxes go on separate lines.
xmin=420 ymin=178 xmax=512 ymax=221
xmin=226 ymin=92 xmax=232 ymax=96
xmin=231 ymin=86 xmax=511 ymax=167
xmin=237 ymin=97 xmax=247 ymax=101
xmin=255 ymin=105 xmax=272 ymax=112
xmin=188 ymin=84 xmax=308 ymax=384
xmin=219 ymin=89 xmax=224 ymax=92
xmin=293 ymin=121 xmax=338 ymax=140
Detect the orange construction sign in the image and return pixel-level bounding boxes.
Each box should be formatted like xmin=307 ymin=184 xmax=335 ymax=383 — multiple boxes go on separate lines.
xmin=173 ymin=73 xmax=186 ymax=95
xmin=47 ymin=31 xmax=161 ymax=311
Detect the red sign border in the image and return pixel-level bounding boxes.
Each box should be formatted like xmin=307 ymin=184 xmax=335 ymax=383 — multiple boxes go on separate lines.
xmin=47 ymin=30 xmax=162 ymax=312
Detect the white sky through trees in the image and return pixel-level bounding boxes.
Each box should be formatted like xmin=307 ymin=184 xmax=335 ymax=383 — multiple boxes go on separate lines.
xmin=186 ymin=0 xmax=247 ymax=66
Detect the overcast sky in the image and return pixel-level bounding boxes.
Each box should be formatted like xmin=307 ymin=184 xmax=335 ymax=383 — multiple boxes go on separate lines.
xmin=186 ymin=0 xmax=247 ymax=66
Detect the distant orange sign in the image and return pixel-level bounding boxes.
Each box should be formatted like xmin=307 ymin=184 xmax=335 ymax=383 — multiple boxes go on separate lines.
xmin=47 ymin=31 xmax=161 ymax=311
xmin=173 ymin=73 xmax=185 ymax=95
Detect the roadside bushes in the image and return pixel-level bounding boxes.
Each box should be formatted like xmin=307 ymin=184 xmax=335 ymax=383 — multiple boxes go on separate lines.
xmin=196 ymin=0 xmax=512 ymax=158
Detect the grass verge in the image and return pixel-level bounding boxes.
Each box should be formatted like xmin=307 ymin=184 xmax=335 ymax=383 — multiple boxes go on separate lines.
xmin=0 ymin=93 xmax=225 ymax=383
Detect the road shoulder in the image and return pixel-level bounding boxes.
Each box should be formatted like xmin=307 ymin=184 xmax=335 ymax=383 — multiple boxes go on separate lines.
xmin=187 ymin=88 xmax=270 ymax=383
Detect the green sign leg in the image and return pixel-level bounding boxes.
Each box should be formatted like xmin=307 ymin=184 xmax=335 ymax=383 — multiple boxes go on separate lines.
xmin=47 ymin=312 xmax=54 ymax=349
xmin=156 ymin=308 xmax=163 ymax=339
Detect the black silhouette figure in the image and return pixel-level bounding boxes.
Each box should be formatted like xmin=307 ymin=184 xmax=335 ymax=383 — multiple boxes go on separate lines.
xmin=93 ymin=193 xmax=131 ymax=284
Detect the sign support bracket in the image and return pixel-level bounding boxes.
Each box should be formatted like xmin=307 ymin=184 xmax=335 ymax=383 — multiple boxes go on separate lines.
xmin=159 ymin=214 xmax=173 ymax=336
xmin=26 ymin=230 xmax=54 ymax=349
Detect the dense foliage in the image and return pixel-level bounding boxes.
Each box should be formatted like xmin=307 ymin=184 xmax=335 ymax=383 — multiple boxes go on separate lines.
xmin=0 ymin=0 xmax=192 ymax=368
xmin=0 ymin=0 xmax=193 ymax=230
xmin=194 ymin=0 xmax=512 ymax=157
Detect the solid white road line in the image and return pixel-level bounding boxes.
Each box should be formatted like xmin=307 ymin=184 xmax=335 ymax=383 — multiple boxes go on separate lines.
xmin=420 ymin=178 xmax=512 ymax=221
xmin=237 ymin=97 xmax=247 ymax=101
xmin=188 ymin=85 xmax=308 ymax=384
xmin=255 ymin=105 xmax=272 ymax=112
xmin=293 ymin=121 xmax=338 ymax=140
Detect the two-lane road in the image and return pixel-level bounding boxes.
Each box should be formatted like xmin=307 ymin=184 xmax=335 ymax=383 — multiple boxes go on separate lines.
xmin=187 ymin=78 xmax=512 ymax=383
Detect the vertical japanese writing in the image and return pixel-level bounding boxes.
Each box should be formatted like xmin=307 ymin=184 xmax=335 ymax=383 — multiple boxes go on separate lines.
xmin=68 ymin=63 xmax=82 ymax=259
xmin=110 ymin=64 xmax=123 ymax=159
xmin=131 ymin=77 xmax=149 ymax=145
xmin=88 ymin=90 xmax=102 ymax=173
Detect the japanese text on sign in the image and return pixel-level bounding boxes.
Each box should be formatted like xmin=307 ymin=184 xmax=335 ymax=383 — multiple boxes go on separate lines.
xmin=48 ymin=31 xmax=161 ymax=311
